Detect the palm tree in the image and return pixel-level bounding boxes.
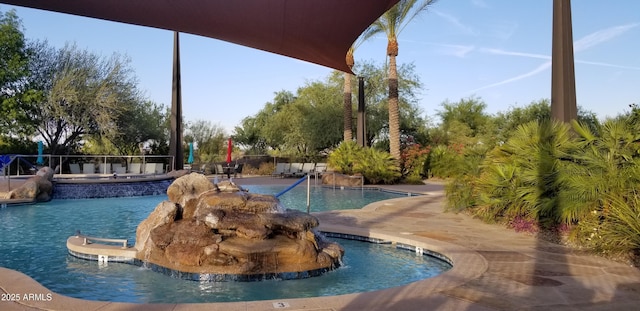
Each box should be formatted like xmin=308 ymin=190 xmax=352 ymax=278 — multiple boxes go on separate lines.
xmin=343 ymin=46 xmax=356 ymax=141
xmin=343 ymin=33 xmax=381 ymax=142
xmin=364 ymin=0 xmax=436 ymax=159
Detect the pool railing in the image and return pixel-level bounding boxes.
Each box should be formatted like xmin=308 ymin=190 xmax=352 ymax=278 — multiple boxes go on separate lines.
xmin=76 ymin=231 xmax=129 ymax=249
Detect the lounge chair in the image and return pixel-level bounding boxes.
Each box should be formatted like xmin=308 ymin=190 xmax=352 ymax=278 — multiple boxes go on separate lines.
xmin=99 ymin=163 xmax=111 ymax=174
xmin=144 ymin=163 xmax=164 ymax=174
xmin=300 ymin=163 xmax=316 ymax=176
xmin=289 ymin=163 xmax=304 ymax=177
xmin=215 ymin=164 xmax=225 ymax=177
xmin=129 ymin=163 xmax=142 ymax=174
xmin=82 ymin=163 xmax=95 ymax=174
xmin=233 ymin=163 xmax=244 ymax=178
xmin=271 ymin=163 xmax=291 ymax=178
xmin=113 ymin=163 xmax=127 ymax=174
xmin=314 ymin=163 xmax=328 ymax=176
xmin=69 ymin=163 xmax=81 ymax=174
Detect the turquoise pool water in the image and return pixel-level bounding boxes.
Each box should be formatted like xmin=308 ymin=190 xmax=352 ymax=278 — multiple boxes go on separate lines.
xmin=0 ymin=186 xmax=451 ymax=303
xmin=243 ymin=184 xmax=410 ymax=212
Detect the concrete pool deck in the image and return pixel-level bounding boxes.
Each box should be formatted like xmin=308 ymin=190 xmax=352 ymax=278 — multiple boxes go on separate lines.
xmin=1 ymin=176 xmax=639 ymax=310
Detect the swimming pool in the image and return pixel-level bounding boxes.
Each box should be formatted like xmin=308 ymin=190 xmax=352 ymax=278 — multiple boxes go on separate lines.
xmin=0 ymin=186 xmax=451 ymax=303
xmin=243 ymin=184 xmax=411 ymax=212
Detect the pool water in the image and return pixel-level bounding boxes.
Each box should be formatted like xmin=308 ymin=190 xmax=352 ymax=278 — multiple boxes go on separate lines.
xmin=0 ymin=187 xmax=451 ymax=303
xmin=243 ymin=184 xmax=410 ymax=212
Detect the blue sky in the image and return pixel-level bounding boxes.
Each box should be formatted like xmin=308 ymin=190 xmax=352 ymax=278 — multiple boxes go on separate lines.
xmin=2 ymin=1 xmax=639 ymax=134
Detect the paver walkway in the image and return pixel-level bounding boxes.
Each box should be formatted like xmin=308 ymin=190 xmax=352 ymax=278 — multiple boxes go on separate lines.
xmin=1 ymin=176 xmax=639 ymax=310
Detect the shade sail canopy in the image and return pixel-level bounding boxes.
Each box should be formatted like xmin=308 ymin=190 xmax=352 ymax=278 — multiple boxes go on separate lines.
xmin=1 ymin=0 xmax=398 ymax=73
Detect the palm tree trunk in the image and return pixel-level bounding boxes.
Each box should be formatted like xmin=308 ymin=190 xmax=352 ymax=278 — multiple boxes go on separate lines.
xmin=388 ymin=54 xmax=400 ymax=159
xmin=343 ymin=72 xmax=353 ymax=141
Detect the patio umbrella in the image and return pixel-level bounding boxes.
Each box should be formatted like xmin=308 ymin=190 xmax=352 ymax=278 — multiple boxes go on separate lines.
xmin=36 ymin=141 xmax=44 ymax=165
xmin=226 ymin=138 xmax=232 ymax=165
xmin=187 ymin=142 xmax=194 ymax=164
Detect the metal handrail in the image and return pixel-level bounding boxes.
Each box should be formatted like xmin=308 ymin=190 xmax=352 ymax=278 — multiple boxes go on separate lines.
xmin=77 ymin=232 xmax=128 ymax=249
xmin=274 ymin=175 xmax=311 ymax=213
xmin=274 ymin=175 xmax=307 ymax=198
xmin=1 ymin=154 xmax=175 ymax=175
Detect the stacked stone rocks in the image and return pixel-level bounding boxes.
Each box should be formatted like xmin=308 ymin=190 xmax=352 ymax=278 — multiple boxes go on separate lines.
xmin=134 ymin=173 xmax=343 ymax=277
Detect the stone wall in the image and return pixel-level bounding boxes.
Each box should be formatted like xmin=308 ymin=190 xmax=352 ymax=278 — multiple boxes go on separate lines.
xmin=52 ymin=179 xmax=172 ymax=199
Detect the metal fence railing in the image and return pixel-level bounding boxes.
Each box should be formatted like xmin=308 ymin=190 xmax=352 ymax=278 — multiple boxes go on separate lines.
xmin=1 ymin=154 xmax=175 ymax=176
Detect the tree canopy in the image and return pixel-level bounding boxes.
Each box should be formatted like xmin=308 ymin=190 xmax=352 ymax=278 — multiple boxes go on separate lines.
xmin=1 ymin=8 xmax=169 ymax=156
xmin=233 ymin=60 xmax=427 ymax=159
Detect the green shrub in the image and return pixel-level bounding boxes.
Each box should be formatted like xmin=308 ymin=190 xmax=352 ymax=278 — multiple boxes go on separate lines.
xmin=400 ymin=144 xmax=430 ymax=181
xmin=471 ymin=120 xmax=575 ymax=223
xmin=354 ymin=148 xmax=400 ymax=184
xmin=445 ymin=174 xmax=477 ymax=213
xmin=564 ymin=119 xmax=640 ymax=256
xmin=428 ymin=144 xmax=466 ymax=178
xmin=328 ymin=141 xmax=400 ymax=184
xmin=327 ymin=141 xmax=361 ymax=175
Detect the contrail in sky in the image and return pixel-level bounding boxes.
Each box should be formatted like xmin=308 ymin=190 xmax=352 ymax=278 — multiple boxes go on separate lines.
xmin=470 ymin=22 xmax=639 ymax=92
xmin=469 ymin=61 xmax=551 ymax=93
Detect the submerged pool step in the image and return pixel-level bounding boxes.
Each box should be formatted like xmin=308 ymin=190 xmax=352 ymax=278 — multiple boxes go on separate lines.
xmin=66 ymin=235 xmax=138 ymax=263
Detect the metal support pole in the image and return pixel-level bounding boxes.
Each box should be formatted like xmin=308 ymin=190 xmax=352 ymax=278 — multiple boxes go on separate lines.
xmin=170 ymin=31 xmax=184 ymax=170
xmin=356 ymin=76 xmax=366 ymax=147
xmin=306 ymin=175 xmax=311 ymax=214
xmin=551 ymin=0 xmax=577 ymax=122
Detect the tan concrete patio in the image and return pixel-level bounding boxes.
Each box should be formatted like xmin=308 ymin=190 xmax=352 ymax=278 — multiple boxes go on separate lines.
xmin=1 ymin=176 xmax=639 ymax=310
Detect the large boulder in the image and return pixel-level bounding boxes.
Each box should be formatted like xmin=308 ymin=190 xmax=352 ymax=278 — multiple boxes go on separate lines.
xmin=166 ymin=169 xmax=189 ymax=179
xmin=8 ymin=166 xmax=54 ymax=202
xmin=9 ymin=179 xmax=38 ymax=200
xmin=134 ymin=201 xmax=179 ymax=252
xmin=166 ymin=172 xmax=216 ymax=219
xmin=321 ymin=172 xmax=364 ymax=187
xmin=36 ymin=166 xmax=55 ymax=180
xmin=134 ymin=175 xmax=344 ymax=276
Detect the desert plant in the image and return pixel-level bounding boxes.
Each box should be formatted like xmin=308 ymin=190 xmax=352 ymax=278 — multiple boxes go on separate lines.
xmin=400 ymin=143 xmax=430 ymax=181
xmin=327 ymin=141 xmax=362 ymax=175
xmin=597 ymin=192 xmax=640 ymax=254
xmin=428 ymin=144 xmax=465 ymax=178
xmin=354 ymin=147 xmax=401 ymax=184
xmin=471 ymin=120 xmax=576 ymax=224
xmin=327 ymin=141 xmax=400 ymax=184
xmin=564 ymin=119 xmax=640 ymax=255
xmin=444 ymin=173 xmax=477 ymax=213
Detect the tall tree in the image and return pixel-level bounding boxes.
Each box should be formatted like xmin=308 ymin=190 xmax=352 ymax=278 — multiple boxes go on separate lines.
xmin=185 ymin=120 xmax=226 ymax=163
xmin=0 ymin=9 xmax=33 ymax=138
xmin=343 ymin=32 xmax=381 ymax=142
xmin=234 ymin=115 xmax=268 ymax=154
xmin=109 ymin=100 xmax=168 ymax=155
xmin=343 ymin=46 xmax=355 ymax=142
xmin=364 ymin=0 xmax=436 ymax=159
xmin=353 ymin=60 xmax=426 ymax=149
xmin=31 ymin=43 xmax=142 ymax=154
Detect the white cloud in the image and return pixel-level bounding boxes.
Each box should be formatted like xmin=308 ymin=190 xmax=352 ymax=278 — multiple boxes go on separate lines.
xmin=486 ymin=21 xmax=518 ymax=42
xmin=458 ymin=22 xmax=639 ymax=95
xmin=424 ymin=42 xmax=476 ymax=58
xmin=574 ymin=23 xmax=639 ymax=52
xmin=433 ymin=10 xmax=475 ymax=35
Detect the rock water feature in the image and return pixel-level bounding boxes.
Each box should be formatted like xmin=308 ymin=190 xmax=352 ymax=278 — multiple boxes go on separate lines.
xmin=134 ymin=173 xmax=344 ymax=281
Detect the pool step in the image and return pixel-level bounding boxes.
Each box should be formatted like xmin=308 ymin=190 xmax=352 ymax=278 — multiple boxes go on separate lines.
xmin=66 ymin=235 xmax=138 ymax=263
